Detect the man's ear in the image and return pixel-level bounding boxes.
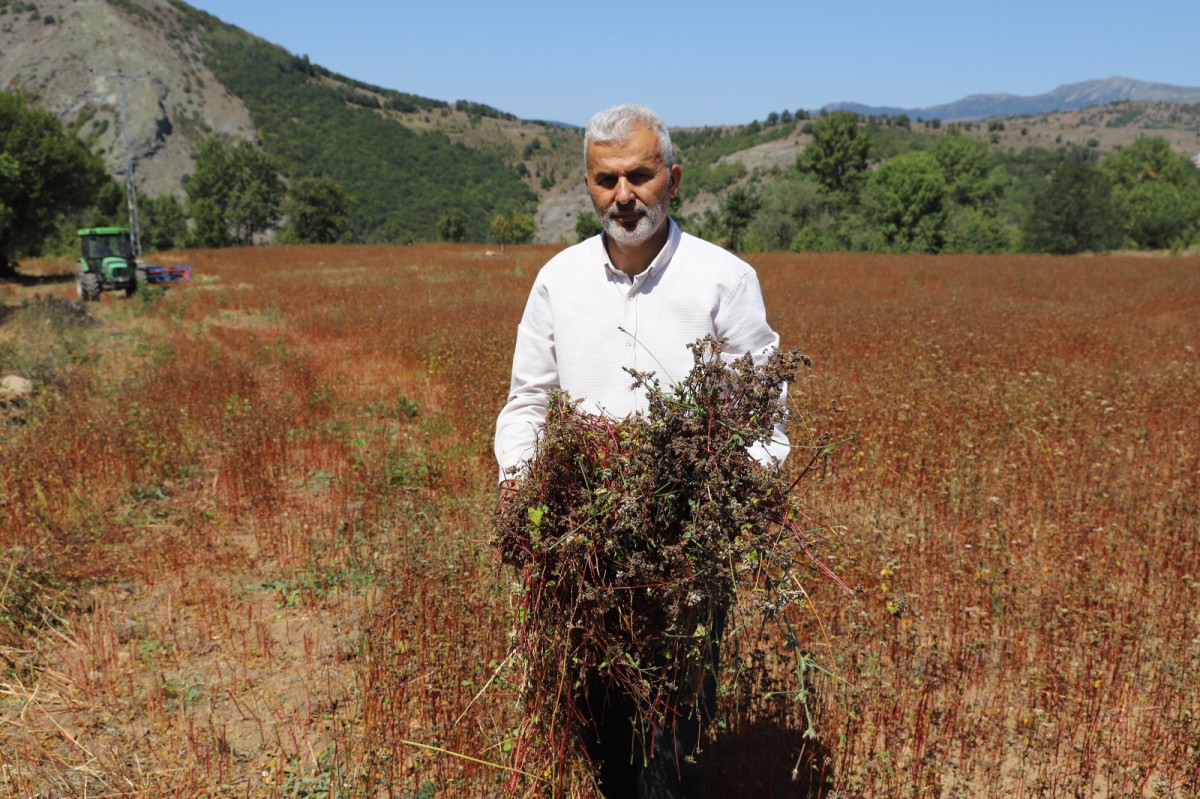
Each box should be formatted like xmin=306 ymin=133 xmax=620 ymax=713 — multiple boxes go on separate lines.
xmin=668 ymin=164 xmax=682 ymax=198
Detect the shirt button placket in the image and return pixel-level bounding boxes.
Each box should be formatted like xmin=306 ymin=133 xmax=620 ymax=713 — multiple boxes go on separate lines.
xmin=624 ymin=292 xmax=635 ymax=377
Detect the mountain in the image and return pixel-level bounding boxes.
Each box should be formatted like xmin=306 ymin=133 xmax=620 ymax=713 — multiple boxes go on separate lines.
xmin=0 ymin=0 xmax=582 ymax=242
xmin=0 ymin=0 xmax=257 ymax=200
xmin=2 ymin=3 xmax=1197 ymax=245
xmin=825 ymin=77 xmax=1200 ymax=121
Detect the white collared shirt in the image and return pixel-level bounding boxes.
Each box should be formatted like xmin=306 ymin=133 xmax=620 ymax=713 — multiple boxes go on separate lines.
xmin=494 ymin=219 xmax=789 ymax=481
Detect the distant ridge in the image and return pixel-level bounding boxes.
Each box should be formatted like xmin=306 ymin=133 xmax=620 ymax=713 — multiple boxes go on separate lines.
xmin=824 ymin=76 xmax=1200 ymax=120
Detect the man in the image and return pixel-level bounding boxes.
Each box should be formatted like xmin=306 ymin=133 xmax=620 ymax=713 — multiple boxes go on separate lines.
xmin=494 ymin=103 xmax=789 ymax=798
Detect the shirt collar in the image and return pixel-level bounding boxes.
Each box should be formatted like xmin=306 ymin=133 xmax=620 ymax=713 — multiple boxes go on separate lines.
xmin=599 ymin=218 xmax=681 ymax=283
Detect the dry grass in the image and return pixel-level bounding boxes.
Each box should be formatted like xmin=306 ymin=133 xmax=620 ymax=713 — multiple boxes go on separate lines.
xmin=0 ymin=245 xmax=1197 ymax=797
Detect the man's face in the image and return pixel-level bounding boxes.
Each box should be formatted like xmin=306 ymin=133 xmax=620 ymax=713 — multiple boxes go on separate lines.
xmin=584 ymin=125 xmax=681 ymax=246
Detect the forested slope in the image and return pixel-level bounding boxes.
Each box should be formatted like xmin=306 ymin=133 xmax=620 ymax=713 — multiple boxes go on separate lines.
xmin=189 ymin=9 xmax=535 ymax=242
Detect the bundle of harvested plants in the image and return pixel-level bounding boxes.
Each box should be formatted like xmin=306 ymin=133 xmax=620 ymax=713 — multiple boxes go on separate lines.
xmin=491 ymin=336 xmax=831 ymax=792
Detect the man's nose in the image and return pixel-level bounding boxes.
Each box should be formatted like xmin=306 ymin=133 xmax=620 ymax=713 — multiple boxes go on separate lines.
xmin=614 ymin=177 xmax=635 ymax=203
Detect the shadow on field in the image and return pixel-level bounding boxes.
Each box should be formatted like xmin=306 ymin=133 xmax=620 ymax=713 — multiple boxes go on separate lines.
xmin=0 ymin=293 xmax=97 ymax=330
xmin=4 ymin=272 xmax=75 ymax=288
xmin=702 ymin=720 xmax=834 ymax=798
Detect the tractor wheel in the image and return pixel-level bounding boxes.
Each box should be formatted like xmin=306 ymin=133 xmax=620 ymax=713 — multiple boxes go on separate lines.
xmin=125 ymin=267 xmax=147 ymax=298
xmin=77 ymin=272 xmax=101 ymax=302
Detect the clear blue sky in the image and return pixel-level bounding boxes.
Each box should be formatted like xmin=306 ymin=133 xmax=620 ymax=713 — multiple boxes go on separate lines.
xmin=188 ymin=0 xmax=1197 ymax=128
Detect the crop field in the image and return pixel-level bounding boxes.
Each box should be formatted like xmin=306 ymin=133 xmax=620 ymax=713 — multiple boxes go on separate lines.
xmin=0 ymin=245 xmax=1197 ymax=797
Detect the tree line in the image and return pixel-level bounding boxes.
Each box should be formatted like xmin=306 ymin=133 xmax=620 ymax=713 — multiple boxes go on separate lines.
xmin=666 ymin=110 xmax=1200 ymax=254
xmin=0 ymin=88 xmax=354 ymax=272
xmin=0 ymin=87 xmax=536 ymax=273
xmin=4 ymin=89 xmax=1199 ymax=277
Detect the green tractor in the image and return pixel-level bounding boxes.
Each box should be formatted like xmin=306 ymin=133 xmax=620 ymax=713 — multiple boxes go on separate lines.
xmin=76 ymin=227 xmax=145 ymax=302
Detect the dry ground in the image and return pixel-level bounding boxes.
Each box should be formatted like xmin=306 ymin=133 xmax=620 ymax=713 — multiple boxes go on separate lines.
xmin=1 ymin=245 xmax=1198 ymax=797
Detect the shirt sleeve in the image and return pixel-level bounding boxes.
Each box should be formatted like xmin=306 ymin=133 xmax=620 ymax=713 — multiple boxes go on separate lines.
xmin=494 ymin=275 xmax=558 ymax=482
xmin=717 ymin=268 xmax=791 ymax=467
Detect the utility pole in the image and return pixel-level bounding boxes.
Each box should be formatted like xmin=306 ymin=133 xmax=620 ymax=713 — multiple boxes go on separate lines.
xmin=116 ymin=72 xmax=142 ymax=259
xmin=96 ymin=70 xmax=147 ymax=258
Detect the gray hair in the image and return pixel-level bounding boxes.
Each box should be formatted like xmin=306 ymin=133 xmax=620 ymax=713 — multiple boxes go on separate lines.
xmin=584 ymin=104 xmax=675 ymax=171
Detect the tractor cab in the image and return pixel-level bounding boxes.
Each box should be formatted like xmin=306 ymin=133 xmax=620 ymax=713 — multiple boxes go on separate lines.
xmin=80 ymin=228 xmax=133 ymax=261
xmin=76 ymin=227 xmax=140 ymax=301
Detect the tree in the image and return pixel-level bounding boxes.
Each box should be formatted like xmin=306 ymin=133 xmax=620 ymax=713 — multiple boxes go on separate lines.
xmin=1101 ymin=136 xmax=1192 ymax=187
xmin=186 ymin=139 xmax=284 ymax=247
xmin=187 ymin=140 xmax=235 ymax=247
xmin=943 ymin=206 xmax=1016 ymax=254
xmin=791 ymin=213 xmax=855 ymax=253
xmin=719 ymin=184 xmax=762 ymax=252
xmin=929 ymin=134 xmax=1006 ymax=210
xmin=864 ymin=150 xmax=948 ymax=252
xmin=923 ymin=133 xmax=1014 ymax=254
xmin=491 ymin=209 xmax=535 ymax=251
xmin=490 ymin=214 xmax=509 ymax=250
xmin=1022 ymin=162 xmax=1123 ymax=254
xmin=0 ymin=152 xmax=21 ymax=237
xmin=746 ymin=175 xmax=823 ymax=251
xmin=1119 ymin=180 xmax=1200 ymax=250
xmin=438 ymin=208 xmax=468 ymax=242
xmin=0 ymin=90 xmax=110 ymax=275
xmin=280 ymin=177 xmax=350 ymax=244
xmin=226 ymin=142 xmax=285 ymax=245
xmin=141 ymin=194 xmax=188 ymax=252
xmin=88 ymin=181 xmax=126 ymax=227
xmin=1101 ymin=136 xmax=1200 ymax=249
xmin=574 ymin=211 xmax=603 ymax=242
xmin=795 ymin=110 xmax=869 ymax=201
xmin=692 ymin=208 xmax=726 ymax=245
xmin=508 ymin=210 xmax=536 ymax=244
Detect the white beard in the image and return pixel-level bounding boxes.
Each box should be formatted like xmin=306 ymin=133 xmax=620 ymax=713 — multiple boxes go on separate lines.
xmin=600 ymin=196 xmax=669 ymax=246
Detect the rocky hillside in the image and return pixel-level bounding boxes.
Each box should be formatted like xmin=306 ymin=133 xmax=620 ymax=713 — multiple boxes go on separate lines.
xmin=0 ymin=0 xmax=257 ymax=199
xmin=0 ymin=0 xmax=587 ymax=240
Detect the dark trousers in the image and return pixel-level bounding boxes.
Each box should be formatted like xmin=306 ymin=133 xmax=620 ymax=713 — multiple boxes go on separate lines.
xmin=576 ymin=614 xmax=724 ymax=799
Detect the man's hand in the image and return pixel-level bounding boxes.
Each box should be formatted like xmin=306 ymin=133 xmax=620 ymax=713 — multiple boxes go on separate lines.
xmin=495 ymin=479 xmax=523 ymax=566
xmin=497 ymin=479 xmax=520 ymax=508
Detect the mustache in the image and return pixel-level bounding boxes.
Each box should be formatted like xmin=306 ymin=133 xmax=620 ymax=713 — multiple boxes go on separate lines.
xmin=606 ymin=200 xmax=650 ymax=219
